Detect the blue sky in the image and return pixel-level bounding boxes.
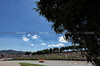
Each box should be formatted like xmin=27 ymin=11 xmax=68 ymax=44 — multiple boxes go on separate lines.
xmin=0 ymin=0 xmax=72 ymax=52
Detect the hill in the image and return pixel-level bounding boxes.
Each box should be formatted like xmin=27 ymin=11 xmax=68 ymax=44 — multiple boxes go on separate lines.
xmin=0 ymin=50 xmax=25 ymax=54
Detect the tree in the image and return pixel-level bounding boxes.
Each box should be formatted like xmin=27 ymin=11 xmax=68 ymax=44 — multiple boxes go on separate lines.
xmin=50 ymin=48 xmax=53 ymax=53
xmin=34 ymin=0 xmax=100 ymax=66
xmin=53 ymin=47 xmax=59 ymax=52
xmin=60 ymin=47 xmax=63 ymax=52
xmin=25 ymin=52 xmax=32 ymax=55
xmin=60 ymin=47 xmax=65 ymax=52
xmin=44 ymin=49 xmax=50 ymax=54
xmin=32 ymin=52 xmax=36 ymax=55
xmin=65 ymin=46 xmax=68 ymax=50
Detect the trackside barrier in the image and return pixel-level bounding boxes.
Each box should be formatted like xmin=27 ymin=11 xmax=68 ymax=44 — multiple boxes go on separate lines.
xmin=12 ymin=59 xmax=100 ymax=62
xmin=12 ymin=59 xmax=88 ymax=61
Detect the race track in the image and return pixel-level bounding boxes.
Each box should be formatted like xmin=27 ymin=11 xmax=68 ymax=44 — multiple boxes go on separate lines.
xmin=0 ymin=60 xmax=94 ymax=66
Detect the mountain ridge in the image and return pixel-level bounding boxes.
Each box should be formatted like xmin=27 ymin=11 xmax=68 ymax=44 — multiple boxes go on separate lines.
xmin=0 ymin=49 xmax=25 ymax=54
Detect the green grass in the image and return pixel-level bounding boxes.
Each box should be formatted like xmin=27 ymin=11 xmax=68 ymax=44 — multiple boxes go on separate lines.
xmin=19 ymin=63 xmax=47 ymax=66
xmin=12 ymin=60 xmax=38 ymax=61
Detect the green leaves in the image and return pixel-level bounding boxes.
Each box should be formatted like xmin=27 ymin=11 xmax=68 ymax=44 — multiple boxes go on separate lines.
xmin=34 ymin=0 xmax=100 ymax=66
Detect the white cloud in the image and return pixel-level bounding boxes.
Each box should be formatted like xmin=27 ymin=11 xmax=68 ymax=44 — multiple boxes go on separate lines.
xmin=48 ymin=43 xmax=64 ymax=47
xmin=32 ymin=34 xmax=38 ymax=39
xmin=23 ymin=35 xmax=25 ymax=36
xmin=41 ymin=43 xmax=46 ymax=45
xmin=59 ymin=36 xmax=68 ymax=43
xmin=28 ymin=34 xmax=31 ymax=36
xmin=22 ymin=37 xmax=29 ymax=42
xmin=48 ymin=45 xmax=52 ymax=47
xmin=30 ymin=44 xmax=34 ymax=46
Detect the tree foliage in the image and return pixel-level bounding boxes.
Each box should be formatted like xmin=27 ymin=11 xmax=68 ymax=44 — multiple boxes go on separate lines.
xmin=25 ymin=52 xmax=32 ymax=55
xmin=27 ymin=46 xmax=85 ymax=55
xmin=34 ymin=0 xmax=100 ymax=66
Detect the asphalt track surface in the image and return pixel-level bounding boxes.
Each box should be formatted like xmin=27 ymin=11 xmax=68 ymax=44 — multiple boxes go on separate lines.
xmin=0 ymin=62 xmax=20 ymax=66
xmin=0 ymin=60 xmax=94 ymax=66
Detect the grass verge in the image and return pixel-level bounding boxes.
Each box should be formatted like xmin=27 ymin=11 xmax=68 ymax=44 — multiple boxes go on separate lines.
xmin=19 ymin=63 xmax=47 ymax=66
